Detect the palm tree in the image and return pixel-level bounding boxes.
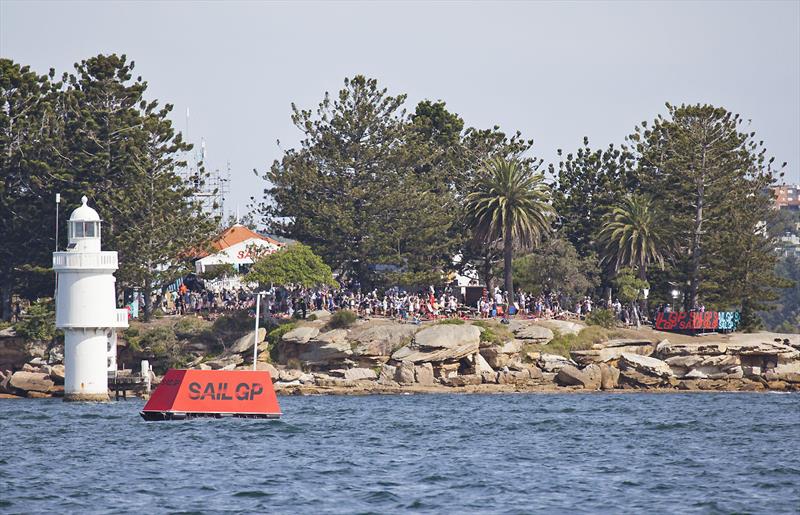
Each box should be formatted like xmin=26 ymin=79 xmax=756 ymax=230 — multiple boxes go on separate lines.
xmin=598 ymin=194 xmax=668 ymax=321
xmin=465 ymin=157 xmax=554 ymax=298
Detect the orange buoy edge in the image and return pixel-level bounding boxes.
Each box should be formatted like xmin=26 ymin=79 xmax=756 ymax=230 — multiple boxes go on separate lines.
xmin=140 ymin=369 xmax=282 ymax=421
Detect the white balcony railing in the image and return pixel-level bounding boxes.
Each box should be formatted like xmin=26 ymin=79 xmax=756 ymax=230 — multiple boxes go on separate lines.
xmin=53 ymin=251 xmax=118 ymax=269
xmin=113 ymin=308 xmax=130 ymax=328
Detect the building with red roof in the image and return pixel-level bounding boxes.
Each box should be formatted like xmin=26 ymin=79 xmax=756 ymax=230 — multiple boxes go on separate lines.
xmin=194 ymin=224 xmax=284 ymax=274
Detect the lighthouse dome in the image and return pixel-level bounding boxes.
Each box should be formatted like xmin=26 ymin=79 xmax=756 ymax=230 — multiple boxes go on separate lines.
xmin=69 ymin=196 xmax=101 ymax=221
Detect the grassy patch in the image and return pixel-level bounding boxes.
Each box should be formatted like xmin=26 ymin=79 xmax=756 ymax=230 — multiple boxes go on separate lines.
xmin=524 ymin=326 xmax=618 ymax=358
xmin=173 ymin=316 xmax=212 ymax=338
xmin=471 ymin=320 xmax=514 ymax=345
xmin=437 ymin=318 xmax=465 ymax=325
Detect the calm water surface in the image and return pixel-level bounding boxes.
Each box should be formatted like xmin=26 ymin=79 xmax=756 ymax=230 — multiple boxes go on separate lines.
xmin=1 ymin=393 xmax=798 ymax=514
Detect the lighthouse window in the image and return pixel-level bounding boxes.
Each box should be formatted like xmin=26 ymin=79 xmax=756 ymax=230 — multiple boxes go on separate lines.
xmin=85 ymin=222 xmax=96 ymax=237
xmin=73 ymin=222 xmax=84 ymax=238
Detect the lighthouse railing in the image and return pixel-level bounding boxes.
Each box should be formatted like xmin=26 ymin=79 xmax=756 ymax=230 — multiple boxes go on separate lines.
xmin=53 ymin=251 xmax=118 ymax=269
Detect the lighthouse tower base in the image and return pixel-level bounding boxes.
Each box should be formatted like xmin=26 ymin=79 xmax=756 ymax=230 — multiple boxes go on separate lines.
xmin=63 ymin=329 xmax=110 ymax=402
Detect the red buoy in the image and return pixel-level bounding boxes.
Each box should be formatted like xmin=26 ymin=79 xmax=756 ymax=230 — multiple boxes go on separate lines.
xmin=140 ymin=369 xmax=281 ymax=421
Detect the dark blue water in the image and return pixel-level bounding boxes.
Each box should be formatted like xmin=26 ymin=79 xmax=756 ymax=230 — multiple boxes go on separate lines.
xmin=1 ymin=393 xmax=798 ymax=514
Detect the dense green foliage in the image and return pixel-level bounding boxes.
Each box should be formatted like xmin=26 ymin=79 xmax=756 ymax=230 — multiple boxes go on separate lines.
xmin=328 ymin=309 xmax=357 ymax=329
xmin=513 ymin=237 xmax=598 ymax=303
xmin=0 ymin=56 xmax=217 ymax=321
xmin=526 ymin=326 xmax=613 ymax=358
xmin=760 ymin=255 xmax=800 ymax=333
xmin=13 ymin=298 xmax=57 ymax=341
xmin=247 ymin=243 xmax=337 ymax=288
xmin=471 ymin=320 xmax=514 ymax=345
xmin=465 ymin=157 xmax=554 ymax=295
xmin=267 ymin=321 xmax=298 ymax=347
xmin=585 ymin=308 xmax=617 ymax=329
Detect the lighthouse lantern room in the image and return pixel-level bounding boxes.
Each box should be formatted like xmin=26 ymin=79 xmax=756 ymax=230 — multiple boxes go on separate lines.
xmin=53 ymin=196 xmax=129 ymax=402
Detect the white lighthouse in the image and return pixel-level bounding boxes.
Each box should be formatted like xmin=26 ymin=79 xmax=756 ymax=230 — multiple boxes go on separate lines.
xmin=53 ymin=196 xmax=129 ymax=402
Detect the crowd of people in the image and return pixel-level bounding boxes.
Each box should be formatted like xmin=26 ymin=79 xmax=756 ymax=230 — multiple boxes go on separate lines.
xmin=127 ymin=277 xmax=664 ymax=328
xmin=142 ymin=280 xmax=602 ymax=324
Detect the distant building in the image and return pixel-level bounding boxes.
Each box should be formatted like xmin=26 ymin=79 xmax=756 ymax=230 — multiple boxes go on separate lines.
xmin=772 ymin=184 xmax=800 ymax=210
xmin=777 ymin=233 xmax=800 ymax=258
xmin=193 ymin=224 xmax=284 ymax=274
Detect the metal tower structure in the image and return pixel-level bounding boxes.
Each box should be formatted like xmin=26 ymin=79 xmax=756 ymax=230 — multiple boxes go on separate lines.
xmin=176 ymin=132 xmax=230 ymax=223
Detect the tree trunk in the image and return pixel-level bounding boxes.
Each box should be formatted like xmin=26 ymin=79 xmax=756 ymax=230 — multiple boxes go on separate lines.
xmin=481 ymin=257 xmax=493 ymax=293
xmin=503 ymin=217 xmax=514 ymax=297
xmin=638 ymin=264 xmax=648 ymax=321
xmin=143 ymin=285 xmax=153 ymax=322
xmin=689 ymin=153 xmax=706 ymax=310
xmin=0 ymin=272 xmax=12 ymax=321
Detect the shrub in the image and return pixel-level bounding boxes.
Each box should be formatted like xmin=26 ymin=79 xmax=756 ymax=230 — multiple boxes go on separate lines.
xmin=585 ymin=308 xmax=616 ymax=329
xmin=14 ymin=298 xmax=57 ymax=341
xmin=526 ymin=326 xmax=612 ymax=358
xmin=438 ymin=318 xmax=465 ymax=325
xmin=471 ymin=320 xmax=514 ymax=344
xmin=212 ymin=310 xmax=252 ymax=335
xmin=267 ymin=321 xmax=298 ymax=347
xmin=329 ymin=309 xmax=357 ymax=329
xmin=123 ymin=327 xmax=143 ymax=352
xmin=173 ymin=316 xmax=212 ymax=338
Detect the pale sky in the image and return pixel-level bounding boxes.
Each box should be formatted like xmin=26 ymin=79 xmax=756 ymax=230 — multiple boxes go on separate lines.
xmin=3 ymin=0 xmax=799 ymax=219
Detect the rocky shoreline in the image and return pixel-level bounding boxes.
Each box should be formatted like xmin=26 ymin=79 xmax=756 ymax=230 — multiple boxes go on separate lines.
xmin=1 ymin=313 xmax=798 ymax=399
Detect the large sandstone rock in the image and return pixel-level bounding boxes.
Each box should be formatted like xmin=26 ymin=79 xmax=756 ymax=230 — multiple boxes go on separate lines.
xmin=619 ymin=353 xmax=673 ymax=377
xmin=655 ymin=340 xmax=727 ymax=357
xmin=9 ymin=371 xmax=54 ymax=393
xmin=343 ymin=368 xmax=378 ymax=381
xmin=618 ymin=353 xmax=673 ymax=387
xmin=599 ymin=363 xmax=620 ymax=390
xmin=414 ymin=324 xmax=481 ymax=349
xmin=474 ymin=352 xmax=495 ymax=374
xmin=726 ymin=341 xmax=799 ymax=360
xmin=765 ymin=363 xmax=800 ymax=383
xmin=349 ymin=323 xmax=418 ymax=357
xmin=537 ymin=353 xmax=575 ymax=372
xmin=535 ymin=319 xmax=584 ymax=336
xmin=395 ymin=361 xmax=416 ymax=384
xmin=444 ymin=374 xmax=482 ymax=387
xmin=48 ymin=364 xmax=65 ymax=384
xmin=253 ymin=362 xmax=280 ymax=379
xmin=282 ymin=326 xmax=320 ymax=344
xmin=378 ymin=364 xmax=397 ymax=385
xmin=391 ymin=324 xmax=480 ymax=364
xmin=665 ymin=354 xmax=742 ymax=379
xmin=297 ymin=339 xmax=353 ymax=365
xmin=228 ymin=328 xmax=267 ymax=354
xmin=415 ymin=363 xmax=435 ymax=385
xmin=555 ymin=364 xmax=601 ymax=389
xmin=571 ymin=340 xmax=655 ymax=365
xmin=205 ymin=354 xmax=244 ymax=370
xmin=307 ymin=309 xmax=332 ymax=321
xmin=496 ymin=370 xmax=531 ymax=385
xmin=512 ymin=324 xmax=554 ymax=342
xmin=480 ymin=347 xmax=513 ymax=369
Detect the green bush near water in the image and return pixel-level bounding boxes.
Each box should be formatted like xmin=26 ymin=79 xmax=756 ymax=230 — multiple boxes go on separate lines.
xmin=525 ymin=326 xmax=615 ymax=358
